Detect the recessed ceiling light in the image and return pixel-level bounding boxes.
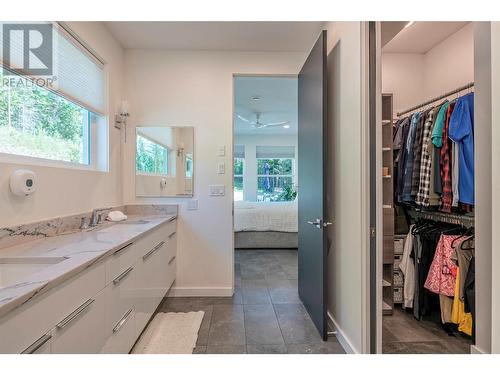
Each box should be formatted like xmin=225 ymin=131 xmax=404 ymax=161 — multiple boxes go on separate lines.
xmin=283 ymin=125 xmax=290 ymax=129
xmin=404 ymin=21 xmax=416 ymax=29
xmin=251 ymin=96 xmax=261 ymax=101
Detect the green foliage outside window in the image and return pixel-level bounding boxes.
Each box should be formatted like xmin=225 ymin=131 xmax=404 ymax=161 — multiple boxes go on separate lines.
xmin=136 ymin=134 xmax=169 ymax=175
xmin=0 ymin=69 xmax=89 ymax=164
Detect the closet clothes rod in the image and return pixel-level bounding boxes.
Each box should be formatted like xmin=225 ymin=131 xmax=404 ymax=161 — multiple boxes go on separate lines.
xmin=396 ymin=82 xmax=474 ymax=117
xmin=408 ymin=208 xmax=475 ymax=228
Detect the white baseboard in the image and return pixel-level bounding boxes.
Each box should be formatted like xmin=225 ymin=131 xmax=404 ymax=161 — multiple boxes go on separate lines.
xmin=471 ymin=345 xmax=488 ymax=354
xmin=168 ymin=286 xmax=233 ymax=297
xmin=327 ymin=311 xmax=358 ymax=354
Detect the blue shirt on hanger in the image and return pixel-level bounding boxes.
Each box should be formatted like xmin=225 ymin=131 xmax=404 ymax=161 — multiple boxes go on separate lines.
xmin=449 ymin=92 xmax=474 ymax=205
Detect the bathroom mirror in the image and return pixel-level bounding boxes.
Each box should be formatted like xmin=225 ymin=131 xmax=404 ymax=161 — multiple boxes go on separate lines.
xmin=135 ymin=126 xmax=194 ymax=197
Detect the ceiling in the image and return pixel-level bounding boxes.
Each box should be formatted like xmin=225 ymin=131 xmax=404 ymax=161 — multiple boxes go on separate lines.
xmin=104 ymin=22 xmax=323 ymax=51
xmin=234 ymin=76 xmax=297 ymax=136
xmin=382 ymin=21 xmax=470 ymax=53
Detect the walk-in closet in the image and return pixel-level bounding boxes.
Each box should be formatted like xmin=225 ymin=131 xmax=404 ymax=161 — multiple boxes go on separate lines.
xmin=380 ymin=21 xmax=476 ymax=354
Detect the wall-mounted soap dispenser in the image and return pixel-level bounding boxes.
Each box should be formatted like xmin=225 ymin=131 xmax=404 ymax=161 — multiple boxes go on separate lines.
xmin=10 ymin=169 xmax=37 ymax=197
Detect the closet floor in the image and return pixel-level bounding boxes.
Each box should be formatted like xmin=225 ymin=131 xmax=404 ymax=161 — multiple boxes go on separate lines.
xmin=383 ymin=307 xmax=472 ymax=354
xmin=159 ymin=249 xmax=345 ymax=354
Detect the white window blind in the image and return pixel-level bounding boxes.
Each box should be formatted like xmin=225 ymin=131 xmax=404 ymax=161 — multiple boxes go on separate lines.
xmin=234 ymin=145 xmax=245 ymax=158
xmin=256 ymin=145 xmax=295 ymax=159
xmin=0 ymin=22 xmax=106 ymax=115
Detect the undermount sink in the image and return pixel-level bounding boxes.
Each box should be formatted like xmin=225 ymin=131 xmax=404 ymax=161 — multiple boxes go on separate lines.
xmin=0 ymin=257 xmax=67 ymax=289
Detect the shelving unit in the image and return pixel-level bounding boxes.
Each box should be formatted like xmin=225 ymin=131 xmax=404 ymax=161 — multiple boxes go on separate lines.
xmin=382 ymin=93 xmax=395 ymax=315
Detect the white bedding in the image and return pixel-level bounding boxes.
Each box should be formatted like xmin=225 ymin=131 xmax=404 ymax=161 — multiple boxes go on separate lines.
xmin=234 ymin=201 xmax=298 ymax=232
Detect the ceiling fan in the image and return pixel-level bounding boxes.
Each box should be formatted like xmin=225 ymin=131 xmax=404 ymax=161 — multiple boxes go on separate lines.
xmin=237 ymin=112 xmax=290 ymax=129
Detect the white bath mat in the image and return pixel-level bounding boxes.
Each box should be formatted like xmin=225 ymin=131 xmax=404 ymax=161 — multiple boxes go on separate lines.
xmin=132 ymin=311 xmax=205 ymax=354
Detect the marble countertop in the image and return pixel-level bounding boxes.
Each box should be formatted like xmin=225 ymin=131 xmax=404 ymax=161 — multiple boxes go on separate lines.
xmin=0 ymin=214 xmax=176 ymax=318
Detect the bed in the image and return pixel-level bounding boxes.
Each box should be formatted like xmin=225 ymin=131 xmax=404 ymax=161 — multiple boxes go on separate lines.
xmin=234 ymin=201 xmax=298 ymax=249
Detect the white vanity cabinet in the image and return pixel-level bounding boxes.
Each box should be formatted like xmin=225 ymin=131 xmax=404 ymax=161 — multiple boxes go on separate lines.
xmin=51 ymin=289 xmax=107 ymax=354
xmin=0 ymin=218 xmax=177 ymax=354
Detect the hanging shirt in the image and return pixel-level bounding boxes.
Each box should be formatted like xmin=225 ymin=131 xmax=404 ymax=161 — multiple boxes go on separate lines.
xmin=415 ymin=107 xmax=438 ymax=206
xmin=440 ymin=103 xmax=455 ymax=213
xmin=452 ymin=142 xmax=460 ymax=207
xmin=449 ymin=92 xmax=475 ymax=205
xmin=411 ymin=110 xmax=430 ymax=198
xmin=424 ymin=234 xmax=460 ymax=297
xmin=451 ymin=269 xmax=473 ymax=336
xmin=401 ymin=113 xmax=420 ymax=202
xmin=431 ymin=102 xmax=450 ymax=147
xmin=399 ymin=227 xmax=415 ymax=308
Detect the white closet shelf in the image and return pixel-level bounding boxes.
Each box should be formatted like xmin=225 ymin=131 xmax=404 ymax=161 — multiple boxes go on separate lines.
xmin=383 ymin=301 xmax=392 ymax=311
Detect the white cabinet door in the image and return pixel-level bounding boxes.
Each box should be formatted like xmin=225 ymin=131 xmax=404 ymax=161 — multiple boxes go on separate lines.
xmin=165 ymin=232 xmax=177 ymax=290
xmin=20 ymin=331 xmax=52 ymax=354
xmin=134 ymin=238 xmax=169 ymax=336
xmin=102 ymin=308 xmax=136 ymax=354
xmin=51 ymin=289 xmax=106 ymax=354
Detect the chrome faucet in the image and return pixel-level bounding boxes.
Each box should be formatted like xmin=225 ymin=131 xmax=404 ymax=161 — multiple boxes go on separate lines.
xmin=89 ymin=207 xmax=112 ymax=227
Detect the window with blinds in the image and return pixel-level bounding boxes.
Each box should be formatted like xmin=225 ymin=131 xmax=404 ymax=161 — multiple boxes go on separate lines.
xmin=0 ymin=22 xmax=106 ymax=167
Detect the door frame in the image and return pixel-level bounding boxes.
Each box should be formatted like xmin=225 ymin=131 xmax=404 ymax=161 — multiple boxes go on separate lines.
xmin=230 ymin=73 xmax=298 ymax=292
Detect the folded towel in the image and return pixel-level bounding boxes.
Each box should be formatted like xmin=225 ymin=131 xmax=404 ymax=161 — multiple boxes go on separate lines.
xmin=106 ymin=211 xmax=128 ymax=222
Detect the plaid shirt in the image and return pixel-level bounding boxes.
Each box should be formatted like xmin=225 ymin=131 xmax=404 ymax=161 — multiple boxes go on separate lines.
xmin=415 ymin=107 xmax=437 ymax=206
xmin=440 ymin=103 xmax=455 ymax=212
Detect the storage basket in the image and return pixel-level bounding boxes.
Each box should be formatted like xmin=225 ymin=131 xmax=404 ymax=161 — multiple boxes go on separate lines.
xmin=394 ymin=237 xmax=405 ymax=254
xmin=393 ymin=254 xmax=402 ymax=270
xmin=393 ymin=269 xmax=404 ymax=287
xmin=394 ymin=287 xmax=403 ymax=304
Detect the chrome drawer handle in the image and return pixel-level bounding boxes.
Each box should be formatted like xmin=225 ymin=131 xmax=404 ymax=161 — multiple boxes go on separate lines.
xmin=114 ymin=242 xmax=133 ymax=255
xmin=168 ymin=255 xmax=176 ymax=265
xmin=168 ymin=216 xmax=176 ymax=222
xmin=168 ymin=231 xmax=176 ymax=239
xmin=113 ymin=266 xmax=134 ymax=285
xmin=143 ymin=241 xmax=165 ymax=261
xmin=113 ymin=308 xmax=133 ymax=333
xmin=21 ymin=333 xmax=52 ymax=354
xmin=56 ymin=298 xmax=95 ymax=330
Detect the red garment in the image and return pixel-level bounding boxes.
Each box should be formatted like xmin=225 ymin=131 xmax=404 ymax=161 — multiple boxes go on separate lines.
xmin=440 ymin=103 xmax=455 ymax=212
xmin=424 ymin=234 xmax=460 ymax=297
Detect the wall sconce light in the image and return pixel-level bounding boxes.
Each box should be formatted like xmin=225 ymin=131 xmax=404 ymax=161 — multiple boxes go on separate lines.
xmin=115 ymin=100 xmax=130 ymax=142
xmin=177 ymin=142 xmax=185 ymax=157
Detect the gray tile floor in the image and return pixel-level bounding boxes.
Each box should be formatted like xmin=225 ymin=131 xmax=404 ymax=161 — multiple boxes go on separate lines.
xmin=383 ymin=307 xmax=472 ymax=354
xmin=160 ymin=249 xmax=345 ymax=354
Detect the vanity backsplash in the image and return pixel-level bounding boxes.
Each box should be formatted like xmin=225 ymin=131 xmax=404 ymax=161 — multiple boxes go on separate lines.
xmin=0 ymin=204 xmax=178 ymax=250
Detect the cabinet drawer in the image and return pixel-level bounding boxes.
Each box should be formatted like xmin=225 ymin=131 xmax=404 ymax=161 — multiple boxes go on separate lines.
xmin=102 ymin=308 xmax=136 ymax=354
xmin=20 ymin=331 xmax=52 ymax=354
xmin=134 ymin=221 xmax=175 ymax=260
xmin=107 ymin=241 xmax=139 ymax=283
xmin=105 ymin=265 xmax=137 ymax=336
xmin=134 ymin=240 xmax=170 ymax=336
xmin=166 ymin=253 xmax=176 ymax=291
xmin=51 ymin=289 xmax=106 ymax=354
xmin=0 ymin=261 xmax=106 ymax=354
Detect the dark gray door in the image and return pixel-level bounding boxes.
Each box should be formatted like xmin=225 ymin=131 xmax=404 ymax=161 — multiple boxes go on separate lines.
xmin=298 ymin=30 xmax=328 ymax=340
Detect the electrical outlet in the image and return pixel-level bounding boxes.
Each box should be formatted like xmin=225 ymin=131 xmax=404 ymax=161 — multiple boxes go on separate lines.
xmin=187 ymin=199 xmax=198 ymax=210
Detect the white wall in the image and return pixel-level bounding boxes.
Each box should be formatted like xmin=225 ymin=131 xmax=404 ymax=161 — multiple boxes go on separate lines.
xmin=234 ymin=134 xmax=297 ymax=202
xmin=0 ymin=22 xmax=124 ymax=227
xmin=424 ymin=23 xmax=474 ymax=99
xmin=123 ymin=50 xmax=306 ymax=296
xmin=324 ymin=21 xmax=370 ymax=354
xmin=381 ymin=53 xmax=425 ymax=117
xmin=382 ymin=23 xmax=474 ymax=117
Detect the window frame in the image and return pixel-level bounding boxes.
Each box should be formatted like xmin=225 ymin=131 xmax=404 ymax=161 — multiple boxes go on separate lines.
xmin=0 ymin=22 xmax=108 ymax=172
xmin=256 ymin=157 xmax=296 ymax=201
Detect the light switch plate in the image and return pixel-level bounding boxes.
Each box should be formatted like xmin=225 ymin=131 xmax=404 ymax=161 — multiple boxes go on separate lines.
xmin=209 ymin=184 xmax=225 ymax=196
xmin=218 ymin=145 xmax=226 ymax=157
xmin=217 ymin=162 xmax=225 ymax=174
xmin=187 ymin=199 xmax=198 ymax=210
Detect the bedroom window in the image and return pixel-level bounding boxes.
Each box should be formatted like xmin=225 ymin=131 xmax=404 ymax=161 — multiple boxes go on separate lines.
xmin=257 ymin=158 xmax=295 ymax=202
xmin=234 ymin=157 xmax=244 ymax=201
xmin=136 ymin=134 xmax=169 ymax=175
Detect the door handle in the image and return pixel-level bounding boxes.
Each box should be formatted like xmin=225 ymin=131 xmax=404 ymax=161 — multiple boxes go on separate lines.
xmin=306 ymin=219 xmax=333 ymax=229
